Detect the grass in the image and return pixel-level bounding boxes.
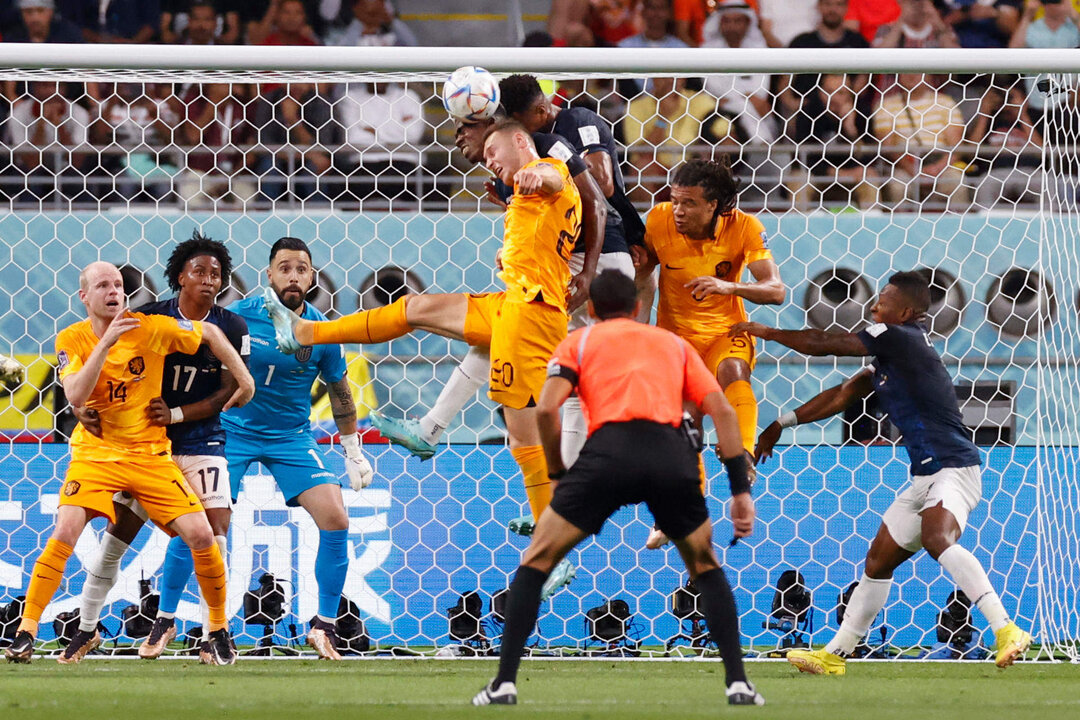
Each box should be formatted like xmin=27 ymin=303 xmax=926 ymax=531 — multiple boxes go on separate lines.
xmin=1 ymin=658 xmax=1077 ymax=720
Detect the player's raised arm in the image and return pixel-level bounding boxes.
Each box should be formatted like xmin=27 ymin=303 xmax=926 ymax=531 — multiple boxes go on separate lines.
xmin=754 ymin=369 xmax=875 ymax=464
xmin=730 ymin=322 xmax=870 ymax=357
xmin=513 ymin=161 xmax=564 ymax=195
xmin=199 ymin=323 xmax=255 ymax=409
xmin=566 ymin=169 xmax=606 ymax=312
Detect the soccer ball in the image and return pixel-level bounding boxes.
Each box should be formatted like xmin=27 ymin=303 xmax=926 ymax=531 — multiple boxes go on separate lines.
xmin=441 ymin=66 xmax=500 ymax=122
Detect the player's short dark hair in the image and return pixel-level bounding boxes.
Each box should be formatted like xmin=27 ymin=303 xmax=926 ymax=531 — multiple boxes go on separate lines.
xmin=483 ymin=118 xmax=533 ymax=145
xmin=671 ymin=157 xmax=741 ymax=218
xmin=888 ymin=270 xmax=931 ymax=315
xmin=164 ymin=230 xmax=233 ymax=293
xmin=590 ymin=269 xmax=637 ymax=320
xmin=269 ymin=236 xmax=312 ymax=265
xmin=499 ymin=74 xmax=545 ymax=117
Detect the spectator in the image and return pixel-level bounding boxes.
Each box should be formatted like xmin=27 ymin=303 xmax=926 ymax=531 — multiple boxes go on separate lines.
xmin=79 ymin=0 xmax=161 ymax=44
xmin=176 ymin=1 xmax=223 ymax=45
xmin=336 ymin=81 xmax=423 ymax=202
xmin=94 ymin=82 xmax=180 ymax=200
xmin=177 ymin=83 xmax=255 ymax=209
xmin=261 ymin=0 xmax=320 ymax=45
xmin=965 ymin=82 xmax=1042 ymax=206
xmin=781 ymin=0 xmax=871 ymax=116
xmin=758 ymin=0 xmax=819 ymax=46
xmin=246 ymin=0 xmax=324 ymax=44
xmin=787 ymin=73 xmax=881 ymax=209
xmin=873 ymin=0 xmax=959 ymax=47
xmin=673 ymin=0 xmax=726 ymax=46
xmin=702 ymin=1 xmax=778 ymax=145
xmin=622 ymin=76 xmax=733 ymax=201
xmin=873 ymin=72 xmax=970 ymax=210
xmin=5 ymin=80 xmax=92 ymax=202
xmin=619 ymin=0 xmax=687 ymax=48
xmin=1009 ymin=0 xmax=1080 ymax=127
xmin=940 ymin=0 xmax=1021 ymax=48
xmin=336 ymin=0 xmax=416 ymax=46
xmin=844 ymin=0 xmax=899 ymax=41
xmin=3 ymin=0 xmax=82 ymax=43
xmin=161 ymin=0 xmax=240 ymax=45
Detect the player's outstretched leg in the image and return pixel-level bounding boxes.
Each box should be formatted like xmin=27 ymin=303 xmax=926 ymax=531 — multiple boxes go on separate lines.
xmin=370 ymin=346 xmax=490 ymax=460
xmin=672 ymin=520 xmax=764 ymax=706
xmin=265 ymin=287 xmax=419 ymax=354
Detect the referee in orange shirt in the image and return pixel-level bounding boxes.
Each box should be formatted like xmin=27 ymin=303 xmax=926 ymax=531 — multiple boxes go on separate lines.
xmin=473 ymin=270 xmax=762 ymax=707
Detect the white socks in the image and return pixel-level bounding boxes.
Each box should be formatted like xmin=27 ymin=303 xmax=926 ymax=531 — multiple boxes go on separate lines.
xmin=825 ymin=574 xmax=892 ymax=656
xmin=938 ymin=544 xmax=1009 ymax=632
xmin=560 ymin=396 xmax=588 ymax=468
xmin=419 ymin=347 xmax=488 ymax=444
xmin=78 ymin=532 xmax=130 ymax=632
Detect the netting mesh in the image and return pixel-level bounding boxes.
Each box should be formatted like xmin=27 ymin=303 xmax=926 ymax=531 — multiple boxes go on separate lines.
xmin=0 ymin=63 xmax=1075 ymax=660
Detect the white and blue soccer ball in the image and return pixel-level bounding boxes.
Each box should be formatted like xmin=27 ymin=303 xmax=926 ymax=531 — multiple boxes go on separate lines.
xmin=441 ymin=66 xmax=500 ymax=122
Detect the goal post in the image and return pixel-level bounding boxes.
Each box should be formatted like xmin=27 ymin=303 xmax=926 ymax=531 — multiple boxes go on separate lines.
xmin=0 ymin=44 xmax=1076 ymax=660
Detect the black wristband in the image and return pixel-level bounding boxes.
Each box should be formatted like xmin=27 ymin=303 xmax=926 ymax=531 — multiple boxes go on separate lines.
xmin=722 ymin=455 xmax=752 ymax=496
xmin=548 ymin=469 xmax=566 ymax=480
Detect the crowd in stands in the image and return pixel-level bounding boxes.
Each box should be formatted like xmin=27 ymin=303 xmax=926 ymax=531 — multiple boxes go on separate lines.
xmin=0 ymin=0 xmax=1074 ymax=211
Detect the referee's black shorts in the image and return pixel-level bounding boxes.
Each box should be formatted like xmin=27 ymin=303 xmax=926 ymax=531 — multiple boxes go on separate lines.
xmin=549 ymin=420 xmax=708 ymax=540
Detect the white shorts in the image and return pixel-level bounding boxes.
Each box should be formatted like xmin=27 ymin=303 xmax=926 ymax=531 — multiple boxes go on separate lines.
xmin=882 ymin=465 xmax=982 ymax=553
xmin=114 ymin=454 xmax=231 ymax=522
xmin=567 ymin=250 xmax=635 ymax=332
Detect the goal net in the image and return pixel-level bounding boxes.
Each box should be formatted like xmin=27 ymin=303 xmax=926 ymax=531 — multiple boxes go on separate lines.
xmin=0 ymin=45 xmax=1075 ymax=661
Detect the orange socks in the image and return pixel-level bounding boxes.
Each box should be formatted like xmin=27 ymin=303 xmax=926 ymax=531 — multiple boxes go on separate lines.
xmin=311 ymin=297 xmax=412 ymax=345
xmin=511 ymin=445 xmax=551 ymax=521
xmin=191 ymin=544 xmax=227 ymax=632
xmin=724 ymin=380 xmax=758 ymax=455
xmin=19 ymin=538 xmax=74 ymax=636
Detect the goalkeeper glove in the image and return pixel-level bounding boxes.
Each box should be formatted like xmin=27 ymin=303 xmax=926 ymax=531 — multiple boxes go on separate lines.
xmin=340 ymin=432 xmax=374 ymax=490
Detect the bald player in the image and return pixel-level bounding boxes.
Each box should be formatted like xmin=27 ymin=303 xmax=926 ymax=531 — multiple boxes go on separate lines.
xmin=5 ymin=261 xmax=254 ymax=665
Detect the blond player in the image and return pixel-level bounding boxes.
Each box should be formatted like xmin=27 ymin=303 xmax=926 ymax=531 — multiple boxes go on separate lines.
xmin=4 ymin=261 xmax=254 ymax=665
xmin=265 ymin=119 xmax=582 ymax=600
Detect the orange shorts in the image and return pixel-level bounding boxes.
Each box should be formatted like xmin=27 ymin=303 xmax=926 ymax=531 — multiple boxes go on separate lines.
xmin=683 ymin=332 xmax=757 ymax=377
xmin=463 ymin=292 xmax=568 ymax=410
xmin=60 ymin=455 xmax=204 ymax=533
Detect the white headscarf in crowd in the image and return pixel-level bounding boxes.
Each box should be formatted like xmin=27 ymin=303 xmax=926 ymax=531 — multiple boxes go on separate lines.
xmin=701 ymin=0 xmax=767 ymax=50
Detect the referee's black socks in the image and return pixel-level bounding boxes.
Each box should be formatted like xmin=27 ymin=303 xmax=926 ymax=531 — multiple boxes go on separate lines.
xmin=494 ymin=565 xmax=549 ymax=687
xmin=695 ymin=567 xmax=748 ymax=686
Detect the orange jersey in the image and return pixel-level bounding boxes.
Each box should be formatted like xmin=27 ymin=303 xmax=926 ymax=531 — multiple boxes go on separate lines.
xmin=56 ymin=313 xmax=203 ymax=461
xmin=645 ymin=204 xmax=773 ymax=341
xmin=548 ymin=318 xmax=721 ymax=436
xmin=499 ymin=157 xmax=581 ymax=312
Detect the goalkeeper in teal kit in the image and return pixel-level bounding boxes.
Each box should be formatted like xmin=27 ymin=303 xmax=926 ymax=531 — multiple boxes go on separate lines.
xmin=221 ymin=237 xmax=374 ymax=660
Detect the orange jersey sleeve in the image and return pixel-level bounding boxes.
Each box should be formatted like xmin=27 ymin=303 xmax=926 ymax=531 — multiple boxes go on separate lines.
xmin=646 ymin=203 xmax=773 ymax=342
xmin=499 ymin=158 xmax=581 ymax=312
xmin=57 ymin=313 xmax=203 ymax=461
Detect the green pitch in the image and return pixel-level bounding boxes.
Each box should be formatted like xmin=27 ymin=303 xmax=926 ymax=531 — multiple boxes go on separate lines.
xmin=1 ymin=658 xmax=1076 ymax=720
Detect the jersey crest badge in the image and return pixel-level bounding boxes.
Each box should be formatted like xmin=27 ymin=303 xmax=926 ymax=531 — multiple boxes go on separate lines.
xmin=296 ymin=347 xmax=313 ymax=363
xmin=128 ymin=356 xmax=145 ymax=375
xmin=714 ymin=261 xmax=732 ymax=279
xmin=178 ymin=318 xmax=194 ymax=331
xmin=57 ymin=350 xmax=69 ymax=371
xmin=63 ymin=480 xmax=81 ymax=496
